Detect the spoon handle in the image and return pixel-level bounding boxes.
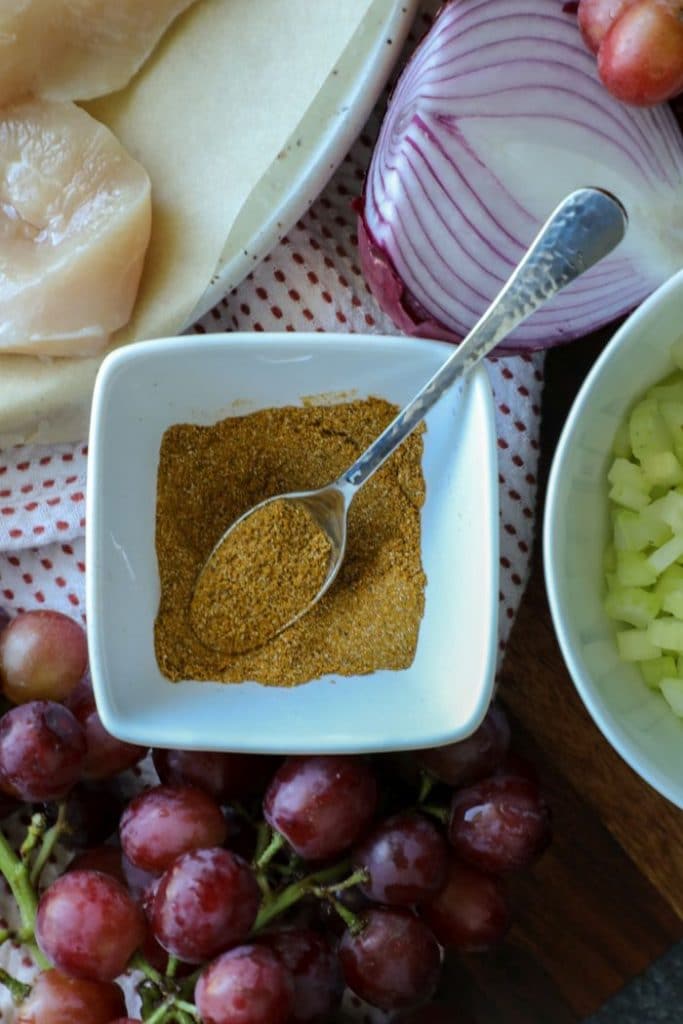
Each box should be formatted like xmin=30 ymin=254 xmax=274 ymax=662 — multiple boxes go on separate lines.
xmin=339 ymin=187 xmax=627 ymax=494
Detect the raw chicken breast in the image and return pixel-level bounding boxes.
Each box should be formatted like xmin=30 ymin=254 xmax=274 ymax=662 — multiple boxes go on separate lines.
xmin=0 ymin=99 xmax=152 ymax=356
xmin=0 ymin=1 xmax=198 ymax=104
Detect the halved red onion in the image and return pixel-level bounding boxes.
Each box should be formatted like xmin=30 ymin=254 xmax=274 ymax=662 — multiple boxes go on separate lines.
xmin=359 ymin=0 xmax=683 ymax=350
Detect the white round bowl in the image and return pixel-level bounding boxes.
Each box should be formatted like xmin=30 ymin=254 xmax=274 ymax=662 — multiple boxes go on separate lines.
xmin=544 ymin=269 xmax=683 ymax=809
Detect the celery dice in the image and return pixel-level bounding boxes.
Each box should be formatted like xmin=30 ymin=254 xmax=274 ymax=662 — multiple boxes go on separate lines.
xmin=658 ymin=400 xmax=683 ymax=461
xmin=648 ymin=618 xmax=683 ymax=651
xmin=605 ymin=587 xmax=661 ymax=628
xmin=629 ymin=399 xmax=671 ymax=459
xmin=642 ymin=491 xmax=683 ymax=532
xmin=662 ymin=590 xmax=683 ymax=619
xmin=659 ymin=677 xmax=683 ymax=717
xmin=639 ymin=655 xmax=677 ymax=688
xmin=617 ymin=630 xmax=661 ymax=661
xmin=655 ymin=565 xmax=683 ymax=595
xmin=611 ymin=420 xmax=631 ymax=459
xmin=648 ymin=533 xmax=683 ymax=574
xmin=608 ymin=458 xmax=649 ymax=491
xmin=641 ymin=451 xmax=683 ymax=488
xmin=616 ymin=551 xmax=658 ymax=587
xmin=613 ymin=509 xmax=669 ymax=552
xmin=608 ymin=484 xmax=650 ymax=512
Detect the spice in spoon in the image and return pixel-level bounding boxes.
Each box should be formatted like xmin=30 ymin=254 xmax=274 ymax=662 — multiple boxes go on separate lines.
xmin=189 ymin=498 xmax=332 ymax=654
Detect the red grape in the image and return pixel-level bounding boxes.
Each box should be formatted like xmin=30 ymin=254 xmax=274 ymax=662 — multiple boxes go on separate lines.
xmin=264 ymin=755 xmax=378 ymax=861
xmin=0 ymin=610 xmax=88 ymax=704
xmin=352 ymin=811 xmax=449 ymax=906
xmin=151 ymin=847 xmax=260 ymax=962
xmin=0 ymin=700 xmax=86 ymax=801
xmin=578 ymin=0 xmax=634 ymax=53
xmin=153 ymin=748 xmax=277 ymax=800
xmin=417 ymin=704 xmax=510 ymax=788
xmin=448 ymin=774 xmax=551 ymax=874
xmin=196 ymin=945 xmax=293 ymax=1024
xmin=339 ymin=909 xmax=441 ymax=1012
xmin=597 ymin=0 xmax=683 ymax=104
xmin=119 ymin=784 xmax=227 ymax=872
xmin=67 ymin=676 xmax=146 ymax=779
xmin=260 ymin=929 xmax=342 ymax=1023
xmin=16 ymin=969 xmax=126 ymax=1024
xmin=420 ymin=859 xmax=510 ymax=951
xmin=67 ymin=846 xmax=126 ymax=885
xmin=36 ymin=870 xmax=145 ymax=982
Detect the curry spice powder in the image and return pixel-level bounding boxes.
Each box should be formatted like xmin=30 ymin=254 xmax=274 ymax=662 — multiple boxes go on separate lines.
xmin=154 ymin=397 xmax=426 ymax=686
xmin=189 ymin=499 xmax=332 ymax=654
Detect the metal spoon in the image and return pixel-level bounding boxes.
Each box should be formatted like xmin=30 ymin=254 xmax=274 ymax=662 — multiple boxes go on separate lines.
xmin=194 ymin=187 xmax=627 ymax=644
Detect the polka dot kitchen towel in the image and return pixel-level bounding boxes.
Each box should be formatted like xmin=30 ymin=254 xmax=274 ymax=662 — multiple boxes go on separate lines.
xmin=0 ymin=1 xmax=543 ymax=660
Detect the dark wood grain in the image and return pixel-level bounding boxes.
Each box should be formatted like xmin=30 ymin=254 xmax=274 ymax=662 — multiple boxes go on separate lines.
xmin=478 ymin=335 xmax=683 ymax=1021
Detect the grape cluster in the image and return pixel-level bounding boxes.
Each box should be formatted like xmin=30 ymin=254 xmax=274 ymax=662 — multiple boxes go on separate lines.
xmin=0 ymin=609 xmax=551 ymax=1023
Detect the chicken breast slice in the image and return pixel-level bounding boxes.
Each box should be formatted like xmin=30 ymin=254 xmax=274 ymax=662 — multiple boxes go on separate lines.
xmin=0 ymin=1 xmax=198 ymax=104
xmin=0 ymin=98 xmax=152 ymax=356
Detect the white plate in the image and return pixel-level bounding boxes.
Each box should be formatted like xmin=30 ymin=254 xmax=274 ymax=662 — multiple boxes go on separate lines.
xmin=87 ymin=332 xmax=499 ymax=754
xmin=191 ymin=0 xmax=419 ymax=317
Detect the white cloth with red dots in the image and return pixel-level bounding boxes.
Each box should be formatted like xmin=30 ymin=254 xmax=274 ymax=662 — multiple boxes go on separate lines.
xmin=0 ymin=0 xmax=543 ymax=661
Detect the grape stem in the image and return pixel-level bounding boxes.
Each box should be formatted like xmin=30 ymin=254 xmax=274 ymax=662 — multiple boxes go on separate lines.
xmin=0 ymin=828 xmax=39 ymax=943
xmin=421 ymin=803 xmax=450 ymax=825
xmin=165 ymin=954 xmax=179 ymax=979
xmin=418 ymin=771 xmax=436 ymax=804
xmin=310 ymin=867 xmax=368 ymax=936
xmin=252 ymin=859 xmax=351 ymax=932
xmin=29 ymin=802 xmax=68 ymax=887
xmin=255 ymin=829 xmax=285 ymax=870
xmin=19 ymin=813 xmax=46 ymax=865
xmin=0 ymin=966 xmax=31 ymax=1003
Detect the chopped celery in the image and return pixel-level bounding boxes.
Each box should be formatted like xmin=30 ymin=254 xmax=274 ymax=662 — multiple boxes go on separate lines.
xmin=617 ymin=630 xmax=661 ymax=661
xmin=659 ymin=678 xmax=683 ymax=717
xmin=662 ymin=591 xmax=683 ymax=618
xmin=655 ymin=565 xmax=683 ymax=596
xmin=613 ymin=509 xmax=669 ymax=552
xmin=641 ymin=451 xmax=683 ymax=488
xmin=629 ymin=398 xmax=671 ymax=460
xmin=648 ymin=618 xmax=683 ymax=651
xmin=608 ymin=457 xmax=649 ymax=491
xmin=657 ymin=400 xmax=683 ymax=462
xmin=611 ymin=420 xmax=631 ymax=458
xmin=616 ymin=551 xmax=658 ymax=587
xmin=642 ymin=491 xmax=683 ymax=532
xmin=640 ymin=655 xmax=677 ymax=688
xmin=604 ymin=587 xmax=661 ymax=628
xmin=608 ymin=484 xmax=650 ymax=512
xmin=647 ymin=533 xmax=683 ymax=574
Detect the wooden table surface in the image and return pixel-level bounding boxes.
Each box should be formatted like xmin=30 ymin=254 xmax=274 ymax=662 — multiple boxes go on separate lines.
xmin=439 ymin=334 xmax=683 ymax=1023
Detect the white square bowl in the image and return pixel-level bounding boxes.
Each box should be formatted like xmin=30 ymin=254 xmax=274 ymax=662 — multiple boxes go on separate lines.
xmin=544 ymin=270 xmax=683 ymax=809
xmin=86 ymin=333 xmax=498 ymax=754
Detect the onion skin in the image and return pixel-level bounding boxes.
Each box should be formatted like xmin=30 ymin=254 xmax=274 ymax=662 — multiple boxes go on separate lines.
xmin=358 ymin=0 xmax=683 ymax=353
